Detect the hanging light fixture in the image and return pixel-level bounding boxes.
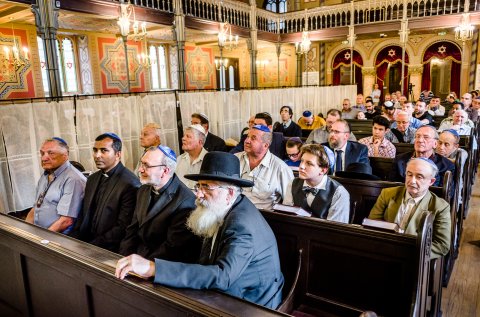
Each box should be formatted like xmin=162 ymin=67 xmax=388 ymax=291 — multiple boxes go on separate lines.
xmin=218 ymin=22 xmax=238 ymax=50
xmin=2 ymin=25 xmax=29 ymax=70
xmin=295 ymin=29 xmax=311 ymax=55
xmin=117 ymin=2 xmax=147 ymax=41
xmin=455 ymin=13 xmax=474 ymax=42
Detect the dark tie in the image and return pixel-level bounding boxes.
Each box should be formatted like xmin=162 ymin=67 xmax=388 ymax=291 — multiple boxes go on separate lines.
xmin=335 ymin=150 xmax=343 ymax=173
xmin=302 ymin=186 xmax=319 ymax=196
xmin=283 ymin=123 xmax=287 ymax=130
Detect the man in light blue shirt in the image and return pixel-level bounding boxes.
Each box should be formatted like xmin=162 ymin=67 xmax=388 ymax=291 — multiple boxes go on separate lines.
xmin=26 ymin=138 xmax=86 ymax=233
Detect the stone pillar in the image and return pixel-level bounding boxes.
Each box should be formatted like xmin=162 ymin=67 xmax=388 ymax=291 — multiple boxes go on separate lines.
xmin=246 ymin=37 xmax=258 ymax=88
xmin=296 ymin=53 xmax=302 ymax=86
xmin=32 ymin=0 xmax=62 ymax=97
xmin=460 ymin=41 xmax=472 ymax=94
xmin=361 ymin=67 xmax=377 ymax=97
xmin=173 ymin=0 xmax=186 ymax=90
xmin=407 ymin=64 xmax=423 ymax=101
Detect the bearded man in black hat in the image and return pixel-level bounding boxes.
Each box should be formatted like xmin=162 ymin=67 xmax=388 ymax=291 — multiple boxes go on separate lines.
xmin=116 ymin=151 xmax=284 ymax=309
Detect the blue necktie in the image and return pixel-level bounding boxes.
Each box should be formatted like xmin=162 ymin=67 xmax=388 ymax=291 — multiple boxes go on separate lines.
xmin=335 ymin=150 xmax=343 ymax=173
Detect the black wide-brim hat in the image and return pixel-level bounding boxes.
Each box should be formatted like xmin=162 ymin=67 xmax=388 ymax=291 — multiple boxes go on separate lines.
xmin=336 ymin=162 xmax=381 ymax=181
xmin=184 ymin=151 xmax=254 ymax=187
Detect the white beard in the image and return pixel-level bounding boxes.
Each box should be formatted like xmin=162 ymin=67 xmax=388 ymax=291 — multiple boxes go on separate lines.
xmin=187 ymin=194 xmax=232 ymax=238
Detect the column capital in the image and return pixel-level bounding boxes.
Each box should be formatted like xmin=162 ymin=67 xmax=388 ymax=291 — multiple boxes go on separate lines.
xmin=408 ymin=64 xmax=424 ymax=75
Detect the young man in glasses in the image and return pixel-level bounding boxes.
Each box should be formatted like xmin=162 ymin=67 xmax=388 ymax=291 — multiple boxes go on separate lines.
xmin=70 ymin=133 xmax=140 ymax=253
xmin=26 ymin=138 xmax=86 ymax=233
xmin=116 ymin=152 xmax=284 ymax=309
xmin=118 ymin=145 xmax=201 ymax=263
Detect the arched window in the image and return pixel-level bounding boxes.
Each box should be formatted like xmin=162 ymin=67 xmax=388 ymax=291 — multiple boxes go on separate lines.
xmin=149 ymin=44 xmax=169 ymax=90
xmin=36 ymin=36 xmax=50 ymax=96
xmin=56 ymin=37 xmax=79 ymax=94
xmin=265 ymin=0 xmax=287 ymax=13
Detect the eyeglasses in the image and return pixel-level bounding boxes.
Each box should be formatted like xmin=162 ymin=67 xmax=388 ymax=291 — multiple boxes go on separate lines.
xmin=287 ymin=152 xmax=300 ymax=158
xmin=139 ymin=162 xmax=166 ymax=169
xmin=396 ymin=121 xmax=409 ymax=125
xmin=193 ymin=183 xmax=229 ymax=193
xmin=329 ymin=130 xmax=349 ymax=135
xmin=342 ymin=104 xmax=349 ymax=106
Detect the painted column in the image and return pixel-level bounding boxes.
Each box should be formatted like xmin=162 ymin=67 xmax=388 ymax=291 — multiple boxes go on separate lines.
xmin=32 ymin=0 xmax=62 ymax=97
xmin=362 ymin=67 xmax=377 ymax=97
xmin=173 ymin=0 xmax=186 ymax=90
xmin=248 ymin=0 xmax=258 ymax=88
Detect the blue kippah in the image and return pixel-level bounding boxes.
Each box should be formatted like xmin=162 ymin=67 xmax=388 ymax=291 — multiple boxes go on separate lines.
xmin=303 ymin=110 xmax=312 ymax=117
xmin=252 ymin=124 xmax=270 ymax=133
xmin=104 ymin=132 xmax=122 ymax=142
xmin=52 ymin=137 xmax=67 ymax=145
xmin=444 ymin=129 xmax=459 ymax=137
xmin=157 ymin=145 xmax=177 ymax=162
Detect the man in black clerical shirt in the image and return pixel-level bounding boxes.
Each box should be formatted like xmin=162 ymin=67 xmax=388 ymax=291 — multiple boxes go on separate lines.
xmin=119 ymin=145 xmax=201 ymax=262
xmin=273 ymin=105 xmax=302 ymax=137
xmin=71 ymin=133 xmax=140 ymax=252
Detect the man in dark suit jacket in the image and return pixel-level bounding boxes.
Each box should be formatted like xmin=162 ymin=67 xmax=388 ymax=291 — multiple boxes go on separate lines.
xmin=389 ymin=125 xmax=455 ymax=187
xmin=273 ymin=105 xmax=302 ymax=137
xmin=322 ymin=119 xmax=369 ymax=175
xmin=71 ymin=133 xmax=140 ymax=252
xmin=230 ymin=112 xmax=285 ymax=159
xmin=191 ymin=113 xmax=227 ymax=152
xmin=116 ymin=152 xmax=284 ymax=309
xmin=118 ymin=145 xmax=201 ymax=262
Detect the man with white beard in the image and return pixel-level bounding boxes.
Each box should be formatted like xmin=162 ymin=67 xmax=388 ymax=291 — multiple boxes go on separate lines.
xmin=116 ymin=152 xmax=284 ymax=309
xmin=118 ymin=145 xmax=201 ymax=263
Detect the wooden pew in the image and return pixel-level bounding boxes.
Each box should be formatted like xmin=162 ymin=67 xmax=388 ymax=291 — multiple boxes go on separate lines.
xmin=261 ymin=209 xmax=434 ymax=317
xmin=0 ymin=214 xmax=283 ymax=317
xmin=369 ymin=157 xmax=394 ymax=180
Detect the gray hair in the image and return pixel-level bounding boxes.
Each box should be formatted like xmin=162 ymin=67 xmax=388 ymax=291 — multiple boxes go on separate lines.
xmin=185 ymin=127 xmax=206 ymax=145
xmin=407 ymin=158 xmax=438 ymax=179
xmin=416 ymin=125 xmax=439 ymax=140
xmin=44 ymin=138 xmax=69 ymax=153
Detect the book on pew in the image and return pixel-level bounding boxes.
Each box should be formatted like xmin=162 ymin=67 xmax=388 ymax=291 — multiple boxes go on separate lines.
xmin=273 ymin=203 xmax=311 ymax=217
xmin=362 ymin=218 xmax=399 ymax=233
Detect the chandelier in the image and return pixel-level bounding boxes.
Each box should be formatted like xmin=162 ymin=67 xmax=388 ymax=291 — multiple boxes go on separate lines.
xmin=117 ymin=2 xmax=147 ymax=41
xmin=214 ymin=57 xmax=229 ymax=70
xmin=295 ymin=30 xmax=311 ymax=55
xmin=455 ymin=13 xmax=474 ymax=42
xmin=218 ymin=22 xmax=238 ymax=50
xmin=2 ymin=25 xmax=29 ymax=70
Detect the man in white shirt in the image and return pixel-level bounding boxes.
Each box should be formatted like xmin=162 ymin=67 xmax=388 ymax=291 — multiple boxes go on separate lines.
xmin=235 ymin=124 xmax=293 ymax=210
xmin=438 ymin=109 xmax=472 ymax=135
xmin=176 ymin=125 xmax=208 ymax=189
xmin=427 ymin=96 xmax=445 ymax=116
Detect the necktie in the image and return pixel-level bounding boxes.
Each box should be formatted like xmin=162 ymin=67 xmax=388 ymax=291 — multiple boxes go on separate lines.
xmin=302 ymin=186 xmax=319 ymax=196
xmin=283 ymin=123 xmax=287 ymax=129
xmin=47 ymin=172 xmax=55 ymax=183
xmin=335 ymin=150 xmax=343 ymax=173
xmin=398 ymin=198 xmax=416 ymax=232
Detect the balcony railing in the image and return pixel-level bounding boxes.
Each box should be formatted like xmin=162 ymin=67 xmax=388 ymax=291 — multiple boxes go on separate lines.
xmin=112 ymin=0 xmax=479 ymax=34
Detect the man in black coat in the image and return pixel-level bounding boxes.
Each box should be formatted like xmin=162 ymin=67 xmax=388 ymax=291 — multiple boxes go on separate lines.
xmin=273 ymin=105 xmax=302 ymax=137
xmin=322 ymin=119 xmax=370 ymax=175
xmin=119 ymin=145 xmax=201 ymax=262
xmin=191 ymin=113 xmax=227 ymax=152
xmin=71 ymin=133 xmax=140 ymax=253
xmin=116 ymin=152 xmax=284 ymax=309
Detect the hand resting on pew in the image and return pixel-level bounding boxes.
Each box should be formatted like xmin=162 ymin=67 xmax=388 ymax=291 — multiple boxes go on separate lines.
xmin=116 ymin=254 xmax=155 ymax=280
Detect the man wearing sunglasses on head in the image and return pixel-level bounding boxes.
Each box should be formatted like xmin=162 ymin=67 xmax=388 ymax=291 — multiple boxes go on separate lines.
xmin=26 ymin=137 xmax=86 ymax=234
xmin=119 ymin=145 xmax=201 ymax=263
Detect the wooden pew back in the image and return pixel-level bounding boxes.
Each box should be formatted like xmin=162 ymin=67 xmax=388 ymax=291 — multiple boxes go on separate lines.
xmin=262 ymin=210 xmax=433 ymax=317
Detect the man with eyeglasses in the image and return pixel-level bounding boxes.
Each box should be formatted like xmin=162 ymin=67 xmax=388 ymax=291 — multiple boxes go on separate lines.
xmin=235 ymin=124 xmax=294 ymax=210
xmin=26 ymin=138 xmax=86 ymax=233
xmin=116 ymin=152 xmax=284 ymax=309
xmin=70 ymin=133 xmax=140 ymax=253
xmin=385 ymin=111 xmax=417 ymax=143
xmin=119 ymin=145 xmax=201 ymax=263
xmin=306 ymin=109 xmax=357 ymax=144
xmin=323 ymin=119 xmax=369 ymax=175
xmin=176 ymin=124 xmax=208 ymax=189
xmin=389 ymin=125 xmax=455 ymax=186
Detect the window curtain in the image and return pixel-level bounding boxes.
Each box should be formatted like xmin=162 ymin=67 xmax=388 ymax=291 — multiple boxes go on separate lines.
xmin=333 ymin=49 xmax=364 ymax=93
xmin=421 ymin=41 xmax=462 ymax=96
xmin=375 ymin=46 xmax=409 ymax=95
xmin=0 ymin=101 xmax=78 ymax=212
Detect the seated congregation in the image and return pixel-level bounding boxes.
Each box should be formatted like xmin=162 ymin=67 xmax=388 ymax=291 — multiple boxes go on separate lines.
xmin=14 ymin=92 xmax=479 ymax=316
